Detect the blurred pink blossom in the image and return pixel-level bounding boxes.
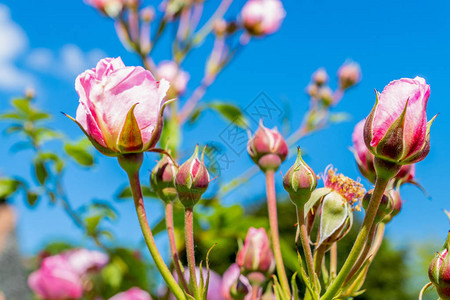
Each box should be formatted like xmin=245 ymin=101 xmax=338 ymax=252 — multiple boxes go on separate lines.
xmin=85 ymin=0 xmax=125 ymax=18
xmin=221 ymin=263 xmax=252 ymax=300
xmin=237 ymin=227 xmax=275 ymax=274
xmin=157 ymin=60 xmax=190 ymax=97
xmin=65 ymin=248 xmax=109 ymax=275
xmin=109 ymin=287 xmax=152 ymax=300
xmin=337 ymin=62 xmax=361 ymax=90
xmin=241 ymin=0 xmax=286 ymax=36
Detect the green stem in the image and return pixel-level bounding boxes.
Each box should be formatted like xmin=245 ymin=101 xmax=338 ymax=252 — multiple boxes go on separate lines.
xmin=166 ymin=202 xmax=189 ymax=292
xmin=185 ymin=207 xmax=201 ymax=299
xmin=127 ymin=170 xmax=186 ymax=300
xmin=265 ymin=170 xmax=291 ymax=299
xmin=297 ymin=206 xmax=316 ymax=288
xmin=313 ymin=245 xmax=326 ymax=277
xmin=320 ymin=177 xmax=389 ymax=300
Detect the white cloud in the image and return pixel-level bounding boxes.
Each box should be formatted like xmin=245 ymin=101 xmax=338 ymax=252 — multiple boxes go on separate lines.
xmin=0 ymin=4 xmax=34 ymax=91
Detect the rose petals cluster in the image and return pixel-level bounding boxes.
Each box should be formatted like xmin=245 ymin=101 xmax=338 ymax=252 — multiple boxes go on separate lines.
xmin=73 ymin=57 xmax=169 ymax=156
xmin=241 ymin=0 xmax=286 ymax=36
xmin=364 ymin=77 xmax=434 ymax=165
xmin=28 ymin=249 xmax=108 ymax=300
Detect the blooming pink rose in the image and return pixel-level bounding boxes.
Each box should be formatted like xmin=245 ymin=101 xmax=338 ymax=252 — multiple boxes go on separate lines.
xmin=65 ymin=249 xmax=109 ymax=275
xmin=337 ymin=62 xmax=361 ymax=90
xmin=221 ymin=264 xmax=252 ymax=300
xmin=109 ymin=287 xmax=152 ymax=300
xmin=364 ymin=77 xmax=435 ymax=165
xmin=353 ymin=119 xmax=416 ymax=183
xmin=85 ymin=0 xmax=125 ymax=18
xmin=157 ymin=61 xmax=190 ymax=97
xmin=241 ymin=0 xmax=286 ymax=36
xmin=237 ymin=227 xmax=275 ymax=274
xmin=72 ymin=57 xmax=170 ymax=156
xmin=28 ymin=255 xmax=83 ymax=300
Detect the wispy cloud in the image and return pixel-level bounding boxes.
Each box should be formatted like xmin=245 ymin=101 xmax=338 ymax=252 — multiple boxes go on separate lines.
xmin=0 ymin=4 xmax=34 ymax=91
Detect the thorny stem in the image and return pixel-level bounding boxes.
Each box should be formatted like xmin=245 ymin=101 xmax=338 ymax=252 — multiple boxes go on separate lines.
xmin=330 ymin=243 xmax=337 ymax=280
xmin=320 ymin=177 xmax=390 ymax=300
xmin=313 ymin=244 xmax=326 ymax=277
xmin=127 ymin=171 xmax=186 ymax=300
xmin=265 ymin=170 xmax=291 ymax=299
xmin=297 ymin=206 xmax=316 ymax=289
xmin=165 ymin=202 xmax=189 ymax=292
xmin=185 ymin=207 xmax=201 ymax=299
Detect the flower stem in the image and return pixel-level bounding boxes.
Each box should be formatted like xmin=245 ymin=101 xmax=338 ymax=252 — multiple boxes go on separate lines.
xmin=166 ymin=202 xmax=189 ymax=292
xmin=265 ymin=170 xmax=291 ymax=299
xmin=330 ymin=243 xmax=337 ymax=280
xmin=296 ymin=206 xmax=316 ymax=288
xmin=127 ymin=171 xmax=186 ymax=300
xmin=313 ymin=245 xmax=326 ymax=277
xmin=185 ymin=207 xmax=201 ymax=299
xmin=320 ymin=177 xmax=389 ymax=300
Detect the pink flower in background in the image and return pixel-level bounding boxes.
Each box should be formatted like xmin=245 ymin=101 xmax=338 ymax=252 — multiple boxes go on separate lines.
xmin=221 ymin=264 xmax=252 ymax=300
xmin=337 ymin=62 xmax=361 ymax=90
xmin=171 ymin=267 xmax=224 ymax=300
xmin=364 ymin=77 xmax=434 ymax=164
xmin=237 ymin=227 xmax=275 ymax=274
xmin=65 ymin=249 xmax=109 ymax=275
xmin=109 ymin=287 xmax=152 ymax=300
xmin=353 ymin=120 xmax=416 ymax=183
xmin=73 ymin=57 xmax=170 ymax=156
xmin=241 ymin=0 xmax=286 ymax=36
xmin=85 ymin=0 xmax=125 ymax=18
xmin=28 ymin=255 xmax=83 ymax=300
xmin=157 ymin=60 xmax=190 ymax=97
xmin=312 ymin=68 xmax=329 ymax=86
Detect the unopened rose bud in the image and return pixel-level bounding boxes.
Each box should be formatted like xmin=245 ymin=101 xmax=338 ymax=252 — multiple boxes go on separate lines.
xmin=175 ymin=146 xmax=210 ymax=208
xmin=247 ymin=121 xmax=288 ymax=172
xmin=86 ymin=0 xmax=125 ymax=18
xmin=318 ymin=86 xmax=334 ymax=106
xmin=362 ymin=189 xmax=393 ymax=224
xmin=237 ymin=227 xmax=275 ymax=276
xmin=241 ymin=0 xmax=286 ymax=36
xmin=382 ymin=189 xmax=402 ymax=223
xmin=214 ymin=19 xmax=228 ymax=37
xmin=312 ymin=68 xmax=328 ymax=86
xmin=283 ymin=148 xmax=317 ymax=206
xmin=140 ymin=6 xmax=155 ymax=22
xmin=306 ymin=84 xmax=319 ymax=99
xmin=150 ymin=155 xmax=178 ymax=203
xmin=338 ymin=62 xmax=361 ymax=90
xmin=429 ymin=232 xmax=450 ymax=300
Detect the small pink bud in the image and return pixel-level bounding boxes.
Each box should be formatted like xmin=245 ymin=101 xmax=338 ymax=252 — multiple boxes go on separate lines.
xmin=214 ymin=19 xmax=228 ymax=37
xmin=312 ymin=68 xmax=328 ymax=86
xmin=364 ymin=77 xmax=435 ymax=170
xmin=140 ymin=6 xmax=155 ymax=22
xmin=318 ymin=86 xmax=334 ymax=106
xmin=429 ymin=232 xmax=450 ymax=300
xmin=283 ymin=148 xmax=317 ymax=206
xmin=382 ymin=189 xmax=402 ymax=223
xmin=236 ymin=227 xmax=275 ymax=275
xmin=86 ymin=0 xmax=125 ymax=18
xmin=247 ymin=121 xmax=288 ymax=172
xmin=110 ymin=287 xmax=152 ymax=300
xmin=337 ymin=62 xmax=361 ymax=90
xmin=175 ymin=146 xmax=210 ymax=208
xmin=306 ymin=83 xmax=319 ymax=99
xmin=150 ymin=155 xmax=178 ymax=203
xmin=241 ymin=0 xmax=286 ymax=36
xmin=157 ymin=60 xmax=190 ymax=98
xmin=362 ymin=189 xmax=393 ymax=224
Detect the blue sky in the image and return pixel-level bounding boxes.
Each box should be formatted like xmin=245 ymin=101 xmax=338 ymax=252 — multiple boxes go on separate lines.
xmin=1 ymin=0 xmax=449 ymax=257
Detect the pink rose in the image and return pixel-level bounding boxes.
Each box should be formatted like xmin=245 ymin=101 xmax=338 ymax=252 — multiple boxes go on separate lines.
xmin=221 ymin=264 xmax=252 ymax=300
xmin=241 ymin=0 xmax=286 ymax=36
xmin=65 ymin=249 xmax=109 ymax=275
xmin=85 ymin=0 xmax=125 ymax=18
xmin=28 ymin=255 xmax=83 ymax=300
xmin=157 ymin=61 xmax=190 ymax=97
xmin=72 ymin=57 xmax=170 ymax=156
xmin=109 ymin=287 xmax=152 ymax=300
xmin=236 ymin=227 xmax=275 ymax=274
xmin=353 ymin=119 xmax=416 ymax=183
xmin=337 ymin=62 xmax=361 ymax=90
xmin=364 ymin=77 xmax=435 ymax=165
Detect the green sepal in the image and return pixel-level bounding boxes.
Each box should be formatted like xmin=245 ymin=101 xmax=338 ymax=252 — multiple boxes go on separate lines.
xmin=318 ymin=192 xmax=350 ymax=247
xmin=363 ymin=90 xmax=379 ymax=153
xmin=118 ymin=104 xmax=143 ymax=153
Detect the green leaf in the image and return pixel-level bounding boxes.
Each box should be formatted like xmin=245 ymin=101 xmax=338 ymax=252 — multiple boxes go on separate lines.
xmin=85 ymin=215 xmax=102 ymax=235
xmin=188 ymin=107 xmax=202 ymax=125
xmin=34 ymin=160 xmax=48 ymax=185
xmin=0 ymin=178 xmax=22 ymax=199
xmin=318 ymin=192 xmax=350 ymax=247
xmin=26 ymin=191 xmax=39 ymax=206
xmin=11 ymin=98 xmax=32 ymax=114
xmin=329 ymin=112 xmax=352 ymax=123
xmin=64 ymin=143 xmax=95 ymax=166
xmin=206 ymin=101 xmax=248 ymax=128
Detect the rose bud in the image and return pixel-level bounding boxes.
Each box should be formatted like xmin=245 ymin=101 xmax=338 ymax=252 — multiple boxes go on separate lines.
xmin=306 ymin=83 xmax=319 ymax=99
xmin=214 ymin=19 xmax=228 ymax=37
xmin=247 ymin=121 xmax=288 ymax=172
xmin=67 ymin=57 xmax=170 ymax=157
xmin=352 ymin=119 xmax=419 ymax=184
xmin=175 ymin=145 xmax=210 ymax=208
xmin=382 ymin=188 xmax=402 ymax=223
xmin=364 ymin=77 xmax=435 ymax=178
xmin=318 ymin=86 xmax=334 ymax=106
xmin=28 ymin=255 xmax=83 ymax=300
xmin=241 ymin=0 xmax=286 ymax=36
xmin=313 ymin=166 xmax=365 ymax=247
xmin=150 ymin=155 xmax=179 ymax=203
xmin=429 ymin=232 xmax=450 ymax=300
xmin=85 ymin=0 xmax=125 ymax=18
xmin=337 ymin=62 xmax=361 ymax=90
xmin=362 ymin=189 xmax=393 ymax=224
xmin=221 ymin=264 xmax=252 ymax=300
xmin=237 ymin=227 xmax=275 ymax=277
xmin=110 ymin=287 xmax=152 ymax=300
xmin=283 ymin=148 xmax=317 ymax=206
xmin=157 ymin=60 xmax=190 ymax=98
xmin=312 ymin=68 xmax=329 ymax=86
